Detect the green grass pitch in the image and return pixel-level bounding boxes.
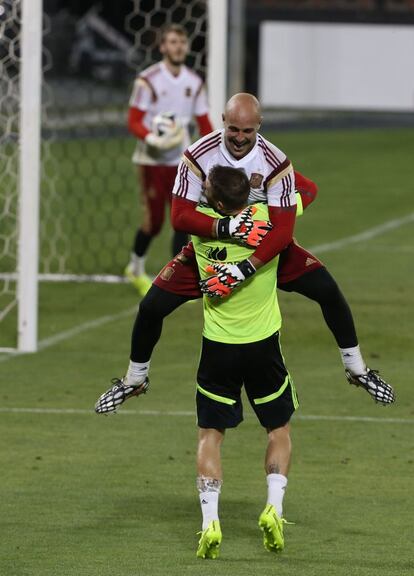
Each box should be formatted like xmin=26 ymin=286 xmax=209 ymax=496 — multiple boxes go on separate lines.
xmin=0 ymin=128 xmax=413 ymax=575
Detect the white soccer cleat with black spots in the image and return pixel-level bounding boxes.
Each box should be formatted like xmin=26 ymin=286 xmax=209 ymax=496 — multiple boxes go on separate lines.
xmin=345 ymin=369 xmax=395 ymax=405
xmin=94 ymin=377 xmax=149 ymax=414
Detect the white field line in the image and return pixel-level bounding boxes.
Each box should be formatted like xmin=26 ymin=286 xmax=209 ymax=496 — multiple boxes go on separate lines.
xmin=0 ymin=273 xmax=128 ymax=283
xmin=309 ymin=212 xmax=414 ymax=255
xmin=0 ymin=305 xmax=138 ymax=364
xmin=0 ymin=406 xmax=412 ymax=424
xmin=37 ymin=305 xmax=137 ymax=349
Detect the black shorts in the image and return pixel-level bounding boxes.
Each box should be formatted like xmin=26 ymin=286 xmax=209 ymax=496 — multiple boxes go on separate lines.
xmin=196 ymin=333 xmax=299 ymax=430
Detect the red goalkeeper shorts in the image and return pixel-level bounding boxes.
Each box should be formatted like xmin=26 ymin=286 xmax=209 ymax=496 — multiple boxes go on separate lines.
xmin=139 ymin=164 xmax=178 ymax=235
xmin=153 ymin=239 xmax=324 ymax=297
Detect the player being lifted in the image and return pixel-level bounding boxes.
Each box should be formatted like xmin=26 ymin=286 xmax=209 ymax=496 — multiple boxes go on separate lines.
xmin=192 ymin=165 xmax=297 ymax=559
xmin=126 ymin=23 xmax=213 ymax=295
xmin=95 ymin=93 xmax=395 ymax=415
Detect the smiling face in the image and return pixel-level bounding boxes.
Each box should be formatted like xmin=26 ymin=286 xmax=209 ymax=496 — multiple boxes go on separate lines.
xmin=222 ymin=94 xmax=262 ymax=160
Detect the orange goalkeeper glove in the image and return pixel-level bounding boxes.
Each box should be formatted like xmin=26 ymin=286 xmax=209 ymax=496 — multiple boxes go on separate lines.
xmin=216 ymin=205 xmax=272 ymax=248
xmin=199 ymin=259 xmax=256 ymax=298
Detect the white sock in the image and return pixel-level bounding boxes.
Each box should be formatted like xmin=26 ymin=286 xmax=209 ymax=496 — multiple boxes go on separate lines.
xmin=197 ymin=476 xmax=222 ymax=530
xmin=266 ymin=473 xmax=287 ymax=517
xmin=125 ymin=360 xmax=150 ymax=386
xmin=339 ymin=345 xmax=366 ymax=375
xmin=199 ymin=491 xmax=220 ymax=530
xmin=129 ymin=253 xmax=146 ymax=276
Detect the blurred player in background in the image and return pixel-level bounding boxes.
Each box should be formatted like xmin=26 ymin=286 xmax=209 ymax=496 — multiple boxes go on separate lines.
xmin=193 ymin=165 xmax=296 ymax=559
xmin=126 ymin=23 xmax=213 ymax=296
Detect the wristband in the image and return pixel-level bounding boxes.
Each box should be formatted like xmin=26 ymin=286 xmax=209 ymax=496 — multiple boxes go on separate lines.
xmin=238 ymin=259 xmax=256 ymax=279
xmin=216 ymin=217 xmax=231 ymax=238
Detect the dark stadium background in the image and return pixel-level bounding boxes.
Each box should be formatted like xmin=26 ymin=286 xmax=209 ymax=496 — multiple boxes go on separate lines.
xmin=44 ymin=0 xmax=414 ymax=93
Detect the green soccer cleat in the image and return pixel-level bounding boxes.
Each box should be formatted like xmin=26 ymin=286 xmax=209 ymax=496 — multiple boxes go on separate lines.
xmin=258 ymin=504 xmax=284 ymax=553
xmin=124 ymin=265 xmax=152 ymax=297
xmin=196 ymin=520 xmax=222 ymax=559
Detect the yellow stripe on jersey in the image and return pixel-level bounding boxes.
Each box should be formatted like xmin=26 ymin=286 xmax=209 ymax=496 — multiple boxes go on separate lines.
xmin=182 ymin=154 xmax=202 ymax=179
xmin=266 ymin=163 xmax=293 ymax=189
xmin=136 ymin=77 xmax=157 ymax=101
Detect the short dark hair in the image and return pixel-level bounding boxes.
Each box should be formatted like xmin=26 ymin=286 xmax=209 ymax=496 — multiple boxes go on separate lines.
xmin=208 ymin=165 xmax=250 ymax=211
xmin=160 ymin=24 xmax=188 ymax=42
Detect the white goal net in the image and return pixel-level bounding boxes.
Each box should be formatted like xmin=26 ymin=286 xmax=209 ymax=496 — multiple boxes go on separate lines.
xmin=0 ymin=0 xmax=226 ymax=351
xmin=0 ymin=2 xmax=19 ymax=335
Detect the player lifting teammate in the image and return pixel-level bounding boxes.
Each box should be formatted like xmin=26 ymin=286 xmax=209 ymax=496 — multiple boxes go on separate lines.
xmin=95 ymin=93 xmax=395 ymax=415
xmin=193 ymin=165 xmax=297 ymax=558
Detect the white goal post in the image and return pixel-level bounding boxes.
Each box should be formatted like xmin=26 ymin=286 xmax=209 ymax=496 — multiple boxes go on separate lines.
xmin=207 ymin=0 xmax=227 ymax=128
xmin=17 ymin=0 xmax=43 ymax=352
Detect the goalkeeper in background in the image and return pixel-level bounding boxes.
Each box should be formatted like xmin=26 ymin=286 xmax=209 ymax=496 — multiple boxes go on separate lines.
xmin=126 ymin=23 xmax=213 ymax=296
xmin=192 ymin=165 xmax=297 ymax=559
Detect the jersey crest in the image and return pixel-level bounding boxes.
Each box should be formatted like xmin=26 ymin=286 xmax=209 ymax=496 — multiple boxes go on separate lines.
xmin=250 ymin=173 xmax=264 ymax=189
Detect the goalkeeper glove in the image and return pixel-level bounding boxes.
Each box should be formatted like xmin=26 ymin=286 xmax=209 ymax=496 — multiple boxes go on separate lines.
xmin=199 ymin=259 xmax=256 ymax=298
xmin=216 ymin=205 xmax=272 ymax=248
xmin=145 ymin=125 xmax=184 ymax=151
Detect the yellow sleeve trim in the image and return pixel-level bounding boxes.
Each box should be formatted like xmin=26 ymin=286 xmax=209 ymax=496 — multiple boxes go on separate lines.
xmin=182 ymin=154 xmax=202 ymax=179
xmin=267 ymin=163 xmax=293 ymax=189
xmin=295 ymin=192 xmax=303 ymax=217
